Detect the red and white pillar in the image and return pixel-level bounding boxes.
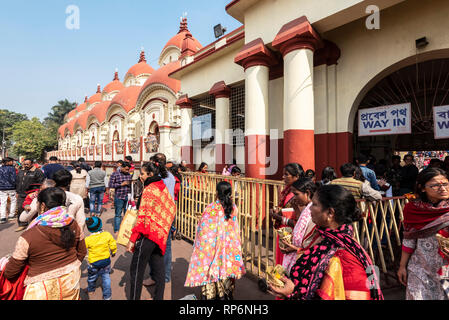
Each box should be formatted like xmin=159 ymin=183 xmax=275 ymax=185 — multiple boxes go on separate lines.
xmin=209 ymin=81 xmax=232 ymax=174
xmin=313 ymin=40 xmax=351 ymax=178
xmin=235 ymin=38 xmax=277 ymax=179
xmin=273 ymin=16 xmax=323 ymax=171
xmin=176 ymin=95 xmax=194 ymax=170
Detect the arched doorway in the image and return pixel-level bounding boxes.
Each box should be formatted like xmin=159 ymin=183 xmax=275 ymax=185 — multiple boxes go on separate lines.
xmin=146 ymin=121 xmax=160 ymax=153
xmin=112 ymin=130 xmax=120 ymax=142
xmin=353 ymin=57 xmax=449 ymax=165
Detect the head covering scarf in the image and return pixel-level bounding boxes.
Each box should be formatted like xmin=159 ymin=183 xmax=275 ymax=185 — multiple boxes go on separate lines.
xmin=287 ymin=224 xmax=383 ymax=300
xmin=27 ymin=206 xmax=73 ymax=230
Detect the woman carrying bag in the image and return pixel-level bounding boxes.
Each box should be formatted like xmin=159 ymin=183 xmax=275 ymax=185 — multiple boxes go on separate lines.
xmin=126 ymin=163 xmax=176 ymax=300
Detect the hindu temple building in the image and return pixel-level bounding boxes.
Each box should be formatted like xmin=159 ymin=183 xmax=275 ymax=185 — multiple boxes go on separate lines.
xmin=50 ymin=0 xmax=449 ymax=180
xmin=52 ymin=18 xmax=202 ymax=170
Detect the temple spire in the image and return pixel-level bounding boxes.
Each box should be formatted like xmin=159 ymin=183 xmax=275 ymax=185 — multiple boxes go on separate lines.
xmin=179 ymin=16 xmax=188 ymax=33
xmin=139 ymin=49 xmax=146 ymax=63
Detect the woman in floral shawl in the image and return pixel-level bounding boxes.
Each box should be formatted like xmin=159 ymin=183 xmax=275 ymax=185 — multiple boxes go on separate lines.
xmin=185 ymin=181 xmax=245 ymax=300
xmin=397 ymin=167 xmax=449 ymax=300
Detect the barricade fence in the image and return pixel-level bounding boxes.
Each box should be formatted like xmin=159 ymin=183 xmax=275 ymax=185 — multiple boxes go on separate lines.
xmin=176 ymin=172 xmax=408 ymax=279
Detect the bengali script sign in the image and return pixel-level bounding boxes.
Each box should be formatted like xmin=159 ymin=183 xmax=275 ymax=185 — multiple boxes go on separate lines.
xmin=433 ymin=105 xmax=449 ymax=139
xmin=358 ymin=103 xmax=411 ymax=136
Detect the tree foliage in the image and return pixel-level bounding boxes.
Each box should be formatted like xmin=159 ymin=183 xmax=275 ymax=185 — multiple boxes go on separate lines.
xmin=44 ymin=99 xmax=77 ymax=125
xmin=0 ymin=109 xmax=28 ymax=149
xmin=10 ymin=117 xmax=55 ymax=160
xmin=4 ymin=98 xmax=77 ymax=161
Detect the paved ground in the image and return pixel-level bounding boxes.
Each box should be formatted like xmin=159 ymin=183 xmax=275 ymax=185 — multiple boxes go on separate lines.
xmin=0 ymin=203 xmax=272 ymax=301
xmin=0 ymin=203 xmax=405 ymax=300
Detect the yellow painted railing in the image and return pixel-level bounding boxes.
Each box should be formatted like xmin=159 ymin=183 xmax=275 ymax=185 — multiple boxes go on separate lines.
xmin=176 ymin=172 xmax=408 ymax=278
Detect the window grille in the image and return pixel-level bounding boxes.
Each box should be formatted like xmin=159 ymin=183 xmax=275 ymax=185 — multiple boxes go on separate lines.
xmin=230 ymin=85 xmax=245 ymax=146
xmin=192 ymin=94 xmax=216 ymax=149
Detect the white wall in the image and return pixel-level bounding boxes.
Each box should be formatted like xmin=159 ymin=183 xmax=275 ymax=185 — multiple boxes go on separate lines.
xmin=180 ymin=46 xmax=245 ymax=99
xmin=321 ymin=0 xmax=449 ymax=133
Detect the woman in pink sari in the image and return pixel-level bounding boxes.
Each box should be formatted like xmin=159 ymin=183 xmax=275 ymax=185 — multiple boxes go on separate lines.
xmin=280 ymin=177 xmax=321 ymax=275
xmin=185 ymin=181 xmax=245 ymax=300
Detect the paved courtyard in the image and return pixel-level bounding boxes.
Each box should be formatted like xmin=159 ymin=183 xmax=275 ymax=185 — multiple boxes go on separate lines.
xmin=0 ymin=202 xmax=405 ymax=300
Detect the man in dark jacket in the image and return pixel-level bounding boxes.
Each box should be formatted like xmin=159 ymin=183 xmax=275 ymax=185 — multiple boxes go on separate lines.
xmin=41 ymin=156 xmax=65 ymax=180
xmin=0 ymin=157 xmax=17 ymax=224
xmin=399 ymin=154 xmax=419 ymax=195
xmin=15 ymin=158 xmax=45 ymax=231
xmin=78 ymin=157 xmax=92 ymax=172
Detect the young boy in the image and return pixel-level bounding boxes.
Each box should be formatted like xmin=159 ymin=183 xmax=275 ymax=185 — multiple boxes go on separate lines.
xmin=85 ymin=217 xmax=117 ymax=300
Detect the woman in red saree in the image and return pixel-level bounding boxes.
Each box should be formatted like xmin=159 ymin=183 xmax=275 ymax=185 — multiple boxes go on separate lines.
xmin=397 ymin=167 xmax=449 ymax=300
xmin=127 ymin=162 xmax=176 ymax=300
xmin=270 ymin=163 xmax=304 ymax=266
xmin=269 ymin=185 xmax=383 ymax=300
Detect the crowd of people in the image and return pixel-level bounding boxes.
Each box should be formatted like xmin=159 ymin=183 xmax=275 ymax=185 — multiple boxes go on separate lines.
xmin=0 ymin=151 xmax=449 ymax=300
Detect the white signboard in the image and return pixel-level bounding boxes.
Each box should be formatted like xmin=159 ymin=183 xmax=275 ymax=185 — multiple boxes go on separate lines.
xmin=358 ymin=103 xmax=411 ymax=136
xmin=192 ymin=113 xmax=212 ymax=140
xmin=433 ymin=105 xmax=449 ymax=139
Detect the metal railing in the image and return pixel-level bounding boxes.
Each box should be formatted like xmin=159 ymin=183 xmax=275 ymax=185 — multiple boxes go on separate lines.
xmin=175 ymin=172 xmax=408 ymax=279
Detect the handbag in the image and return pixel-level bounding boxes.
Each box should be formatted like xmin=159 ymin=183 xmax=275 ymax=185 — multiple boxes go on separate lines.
xmin=116 ymin=206 xmax=138 ymax=246
xmin=117 ymin=183 xmax=138 ymax=246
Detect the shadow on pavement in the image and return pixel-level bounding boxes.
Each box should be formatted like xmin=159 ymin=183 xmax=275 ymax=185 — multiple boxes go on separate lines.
xmin=113 ymin=251 xmax=133 ymax=299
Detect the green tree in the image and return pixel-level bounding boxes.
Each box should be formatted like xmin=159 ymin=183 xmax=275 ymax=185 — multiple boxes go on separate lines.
xmin=44 ymin=99 xmax=77 ymax=125
xmin=10 ymin=117 xmax=55 ymax=160
xmin=42 ymin=99 xmax=77 ymax=151
xmin=0 ymin=109 xmax=28 ymax=150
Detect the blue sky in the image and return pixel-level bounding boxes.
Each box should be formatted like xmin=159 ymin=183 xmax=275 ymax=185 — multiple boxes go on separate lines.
xmin=0 ymin=0 xmax=241 ymax=120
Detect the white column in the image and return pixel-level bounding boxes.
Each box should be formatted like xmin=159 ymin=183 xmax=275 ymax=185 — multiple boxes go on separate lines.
xmin=244 ymin=65 xmax=270 ymax=179
xmin=245 ymin=65 xmax=269 ymax=138
xmin=283 ymin=48 xmax=315 ymax=133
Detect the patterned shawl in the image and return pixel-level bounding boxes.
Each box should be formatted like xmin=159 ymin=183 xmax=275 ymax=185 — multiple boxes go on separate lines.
xmin=27 ymin=206 xmax=73 ymax=230
xmin=287 ymin=224 xmax=383 ymax=300
xmin=403 ymin=200 xmax=449 ymax=239
xmin=185 ymin=201 xmax=245 ymax=287
xmin=279 ymin=185 xmax=294 ymax=208
xmin=130 ymin=178 xmax=176 ymax=255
